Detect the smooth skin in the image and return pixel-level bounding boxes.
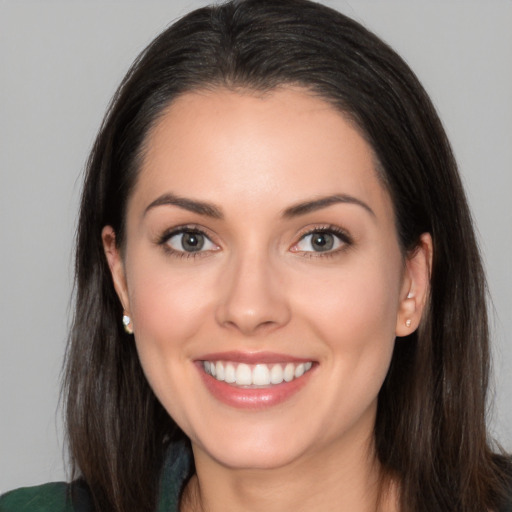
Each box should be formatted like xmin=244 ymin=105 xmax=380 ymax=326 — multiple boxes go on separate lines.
xmin=103 ymin=87 xmax=432 ymax=512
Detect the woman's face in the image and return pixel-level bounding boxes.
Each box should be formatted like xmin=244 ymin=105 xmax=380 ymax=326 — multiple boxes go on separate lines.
xmin=104 ymin=87 xmax=430 ymax=470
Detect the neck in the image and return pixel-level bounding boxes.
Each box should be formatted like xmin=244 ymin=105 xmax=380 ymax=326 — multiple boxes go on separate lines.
xmin=181 ymin=430 xmax=397 ymax=512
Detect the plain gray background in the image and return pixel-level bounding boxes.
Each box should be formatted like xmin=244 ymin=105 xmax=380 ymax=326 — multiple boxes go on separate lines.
xmin=1 ymin=0 xmax=511 ymax=492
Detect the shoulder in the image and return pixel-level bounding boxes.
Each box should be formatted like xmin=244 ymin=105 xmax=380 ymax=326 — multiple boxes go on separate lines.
xmin=0 ymin=480 xmax=92 ymax=512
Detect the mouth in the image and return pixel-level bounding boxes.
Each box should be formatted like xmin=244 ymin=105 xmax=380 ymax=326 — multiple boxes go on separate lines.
xmin=202 ymin=360 xmax=314 ymax=387
xmin=196 ymin=352 xmax=317 ymax=409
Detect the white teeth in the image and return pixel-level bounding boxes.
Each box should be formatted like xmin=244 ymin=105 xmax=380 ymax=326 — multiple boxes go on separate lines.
xmin=270 ymin=364 xmax=284 ymax=384
xmin=294 ymin=363 xmax=305 ymax=378
xmin=252 ymin=364 xmax=270 ymax=386
xmin=203 ymin=360 xmax=313 ymax=387
xmin=283 ymin=363 xmax=295 ymax=382
xmin=236 ymin=363 xmax=252 ymax=385
xmin=224 ymin=362 xmax=236 ymax=383
xmin=215 ymin=361 xmax=224 ymax=381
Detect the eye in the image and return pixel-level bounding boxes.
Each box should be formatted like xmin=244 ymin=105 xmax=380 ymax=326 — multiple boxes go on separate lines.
xmin=292 ymin=228 xmax=351 ymax=253
xmin=165 ymin=229 xmax=217 ymax=253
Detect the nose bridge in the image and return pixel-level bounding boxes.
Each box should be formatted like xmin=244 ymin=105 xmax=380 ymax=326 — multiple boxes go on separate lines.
xmin=215 ymin=242 xmax=290 ymax=335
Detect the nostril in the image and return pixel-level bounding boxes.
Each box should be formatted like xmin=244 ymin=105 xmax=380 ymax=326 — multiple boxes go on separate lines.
xmin=214 ymin=260 xmax=292 ymax=333
xmin=221 ymin=318 xmax=280 ymax=336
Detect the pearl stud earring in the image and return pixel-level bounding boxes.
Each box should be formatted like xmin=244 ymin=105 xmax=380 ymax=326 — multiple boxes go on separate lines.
xmin=122 ymin=314 xmax=133 ymax=334
xmin=405 ymin=319 xmax=412 ymax=328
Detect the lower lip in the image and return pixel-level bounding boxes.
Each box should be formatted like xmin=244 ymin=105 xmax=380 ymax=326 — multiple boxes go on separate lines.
xmin=197 ymin=363 xmax=315 ymax=410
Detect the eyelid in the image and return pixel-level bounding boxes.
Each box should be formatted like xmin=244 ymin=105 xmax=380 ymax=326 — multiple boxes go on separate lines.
xmin=168 ymin=231 xmax=217 ymax=252
xmin=158 ymin=224 xmax=206 ymax=242
xmin=290 ymin=225 xmax=353 ymax=254
xmin=158 ymin=224 xmax=220 ymax=256
xmin=156 ymin=223 xmax=352 ymax=258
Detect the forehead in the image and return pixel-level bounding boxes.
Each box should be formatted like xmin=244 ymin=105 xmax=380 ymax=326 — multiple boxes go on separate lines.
xmin=131 ymin=86 xmax=391 ymax=220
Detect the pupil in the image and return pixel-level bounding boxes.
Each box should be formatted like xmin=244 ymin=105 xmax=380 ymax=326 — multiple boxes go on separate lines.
xmin=312 ymin=232 xmax=333 ymax=251
xmin=182 ymin=232 xmax=204 ymax=252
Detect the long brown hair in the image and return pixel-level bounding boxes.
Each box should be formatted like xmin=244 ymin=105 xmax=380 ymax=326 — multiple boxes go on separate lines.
xmin=63 ymin=1 xmax=511 ymax=510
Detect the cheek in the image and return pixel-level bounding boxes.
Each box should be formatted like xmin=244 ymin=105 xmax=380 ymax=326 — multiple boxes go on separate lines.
xmin=125 ymin=257 xmax=221 ymax=432
xmin=127 ymin=257 xmax=216 ymax=365
xmin=292 ymin=251 xmax=402 ymax=392
xmin=292 ymin=256 xmax=402 ymax=433
xmin=298 ymin=254 xmax=401 ymax=339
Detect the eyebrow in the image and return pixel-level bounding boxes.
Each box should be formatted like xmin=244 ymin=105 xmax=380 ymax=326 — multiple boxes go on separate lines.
xmin=282 ymin=194 xmax=375 ymax=218
xmin=144 ymin=192 xmax=375 ymax=220
xmin=144 ymin=193 xmax=224 ymax=219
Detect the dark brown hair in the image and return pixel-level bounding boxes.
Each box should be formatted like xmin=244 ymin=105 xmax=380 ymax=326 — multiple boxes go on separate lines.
xmin=64 ymin=1 xmax=511 ymax=511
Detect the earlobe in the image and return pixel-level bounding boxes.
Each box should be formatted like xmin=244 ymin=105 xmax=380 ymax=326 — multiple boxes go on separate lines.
xmin=101 ymin=226 xmax=131 ymax=314
xmin=395 ymin=233 xmax=433 ymax=337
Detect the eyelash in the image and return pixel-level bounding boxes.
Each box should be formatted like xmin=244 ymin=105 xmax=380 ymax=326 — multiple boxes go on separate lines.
xmin=157 ymin=224 xmax=353 ymax=260
xmin=157 ymin=225 xmax=218 ymax=260
xmin=292 ymin=225 xmax=353 ymax=259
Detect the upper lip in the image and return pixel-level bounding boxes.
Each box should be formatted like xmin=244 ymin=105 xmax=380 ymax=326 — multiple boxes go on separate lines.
xmin=197 ymin=351 xmax=314 ymax=364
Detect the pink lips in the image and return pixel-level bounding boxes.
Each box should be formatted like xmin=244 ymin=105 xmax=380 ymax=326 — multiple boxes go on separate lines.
xmin=196 ymin=351 xmax=316 ymax=410
xmin=199 ymin=351 xmax=312 ymax=364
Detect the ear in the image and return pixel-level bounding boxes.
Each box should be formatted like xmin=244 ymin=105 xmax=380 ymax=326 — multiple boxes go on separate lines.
xmin=102 ymin=226 xmax=130 ymax=314
xmin=395 ymin=233 xmax=433 ymax=337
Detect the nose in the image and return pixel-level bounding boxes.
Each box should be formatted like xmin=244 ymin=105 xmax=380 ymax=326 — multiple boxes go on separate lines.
xmin=215 ymin=249 xmax=291 ymax=336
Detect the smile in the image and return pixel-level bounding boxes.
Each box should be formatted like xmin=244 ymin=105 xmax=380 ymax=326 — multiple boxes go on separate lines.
xmin=202 ymin=361 xmax=314 ymax=387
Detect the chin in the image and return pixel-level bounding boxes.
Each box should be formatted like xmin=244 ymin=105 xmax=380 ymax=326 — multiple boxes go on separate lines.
xmin=188 ymin=416 xmax=325 ymax=471
xmin=201 ymin=438 xmax=307 ymax=470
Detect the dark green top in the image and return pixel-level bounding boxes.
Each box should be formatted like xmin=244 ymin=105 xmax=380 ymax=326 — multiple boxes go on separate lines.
xmin=0 ymin=440 xmax=192 ymax=512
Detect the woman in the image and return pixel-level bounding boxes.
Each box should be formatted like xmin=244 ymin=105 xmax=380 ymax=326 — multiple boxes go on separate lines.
xmin=1 ymin=0 xmax=510 ymax=511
